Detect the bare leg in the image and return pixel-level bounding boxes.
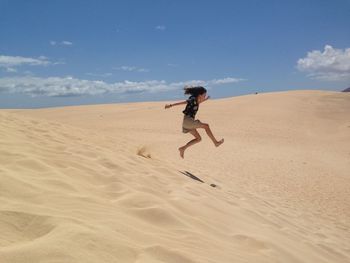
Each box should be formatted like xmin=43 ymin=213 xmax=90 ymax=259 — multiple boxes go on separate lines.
xmin=179 ymin=129 xmax=202 ymax=158
xmin=200 ymin=123 xmax=224 ymax=147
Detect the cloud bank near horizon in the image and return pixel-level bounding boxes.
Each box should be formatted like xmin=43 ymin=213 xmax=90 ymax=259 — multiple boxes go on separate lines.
xmin=0 ymin=76 xmax=244 ymax=97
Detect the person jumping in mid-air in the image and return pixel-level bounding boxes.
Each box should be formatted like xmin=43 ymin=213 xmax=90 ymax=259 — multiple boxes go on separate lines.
xmin=165 ymin=86 xmax=224 ymax=158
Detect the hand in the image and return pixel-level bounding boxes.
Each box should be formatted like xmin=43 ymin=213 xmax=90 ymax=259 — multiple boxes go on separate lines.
xmin=165 ymin=104 xmax=172 ymax=109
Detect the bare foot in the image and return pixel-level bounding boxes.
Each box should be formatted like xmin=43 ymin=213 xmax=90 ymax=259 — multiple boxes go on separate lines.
xmin=215 ymin=138 xmax=224 ymax=147
xmin=178 ymin=147 xmax=185 ymax=158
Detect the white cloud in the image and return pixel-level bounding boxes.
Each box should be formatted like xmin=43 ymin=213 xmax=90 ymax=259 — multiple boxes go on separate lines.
xmin=173 ymin=80 xmax=207 ymax=88
xmin=155 ymin=25 xmax=166 ymax=31
xmin=86 ymin=72 xmax=113 ymax=78
xmin=297 ymin=45 xmax=350 ymax=81
xmin=5 ymin=67 xmax=17 ymax=73
xmin=62 ymin=41 xmax=73 ymax=46
xmin=0 ymin=55 xmax=51 ymax=71
xmin=114 ymin=66 xmax=150 ymax=73
xmin=50 ymin=40 xmax=73 ymax=46
xmin=0 ymin=76 xmax=244 ymax=97
xmin=209 ymin=77 xmax=245 ymax=85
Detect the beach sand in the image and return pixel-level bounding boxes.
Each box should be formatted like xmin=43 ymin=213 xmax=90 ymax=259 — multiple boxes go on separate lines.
xmin=1 ymin=90 xmax=349 ymax=262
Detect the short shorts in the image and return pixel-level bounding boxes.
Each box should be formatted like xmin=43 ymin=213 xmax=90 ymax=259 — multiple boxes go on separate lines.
xmin=182 ymin=115 xmax=203 ymax=133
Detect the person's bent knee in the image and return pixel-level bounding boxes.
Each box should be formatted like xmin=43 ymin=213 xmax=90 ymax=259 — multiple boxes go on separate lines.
xmin=199 ymin=123 xmax=209 ymax=129
xmin=196 ymin=136 xmax=202 ymax=142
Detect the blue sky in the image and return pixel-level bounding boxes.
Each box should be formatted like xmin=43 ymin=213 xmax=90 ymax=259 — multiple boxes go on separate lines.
xmin=0 ymin=0 xmax=349 ymax=108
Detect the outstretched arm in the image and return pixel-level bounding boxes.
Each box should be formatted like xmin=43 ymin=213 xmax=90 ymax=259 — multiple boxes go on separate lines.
xmin=165 ymin=100 xmax=187 ymax=109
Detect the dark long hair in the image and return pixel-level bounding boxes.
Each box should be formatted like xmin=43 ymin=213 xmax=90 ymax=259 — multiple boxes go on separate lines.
xmin=184 ymin=86 xmax=207 ymax=97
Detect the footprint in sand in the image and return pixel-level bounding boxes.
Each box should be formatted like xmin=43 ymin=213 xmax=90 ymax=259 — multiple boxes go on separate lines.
xmin=137 ymin=146 xmax=152 ymax=159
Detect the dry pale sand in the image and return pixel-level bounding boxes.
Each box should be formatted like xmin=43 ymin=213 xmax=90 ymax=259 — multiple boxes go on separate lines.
xmin=1 ymin=90 xmax=349 ymax=263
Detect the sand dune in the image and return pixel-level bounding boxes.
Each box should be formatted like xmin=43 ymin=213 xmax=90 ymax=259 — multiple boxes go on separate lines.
xmin=1 ymin=90 xmax=349 ymax=262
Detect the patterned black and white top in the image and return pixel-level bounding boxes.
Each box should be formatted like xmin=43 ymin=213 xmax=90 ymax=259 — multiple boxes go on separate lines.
xmin=182 ymin=95 xmax=199 ymax=118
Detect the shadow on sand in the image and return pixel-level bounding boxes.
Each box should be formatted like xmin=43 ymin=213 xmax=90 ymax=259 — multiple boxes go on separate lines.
xmin=179 ymin=171 xmax=217 ymax=188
